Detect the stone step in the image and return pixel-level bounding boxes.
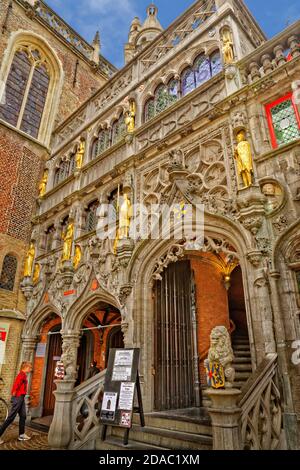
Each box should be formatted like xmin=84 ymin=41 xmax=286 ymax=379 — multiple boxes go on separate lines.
xmin=135 ymin=413 xmax=212 ymax=436
xmin=95 ymin=436 xmax=168 ymax=451
xmin=111 ymin=425 xmax=212 ymax=450
xmin=233 ymin=345 xmax=251 ymax=351
xmin=235 ymin=371 xmax=252 ymax=380
xmin=234 ymin=381 xmax=249 ymax=388
xmin=233 ymin=364 xmax=252 ymax=372
xmin=233 ymin=350 xmax=251 ymax=357
xmin=232 ymin=338 xmax=250 ymax=344
xmin=232 ymin=357 xmax=252 ymax=364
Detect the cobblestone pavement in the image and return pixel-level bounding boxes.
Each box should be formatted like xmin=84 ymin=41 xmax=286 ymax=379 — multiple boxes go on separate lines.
xmin=0 ymin=424 xmax=49 ymax=450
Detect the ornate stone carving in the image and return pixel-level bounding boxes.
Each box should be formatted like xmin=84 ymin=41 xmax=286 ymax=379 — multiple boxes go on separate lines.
xmin=61 ymin=334 xmax=80 ymax=381
xmin=272 ymin=215 xmax=289 ymax=233
xmin=204 ymin=326 xmax=235 ymax=388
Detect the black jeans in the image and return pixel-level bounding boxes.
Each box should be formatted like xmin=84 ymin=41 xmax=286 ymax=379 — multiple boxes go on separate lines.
xmin=0 ymin=396 xmax=26 ymax=437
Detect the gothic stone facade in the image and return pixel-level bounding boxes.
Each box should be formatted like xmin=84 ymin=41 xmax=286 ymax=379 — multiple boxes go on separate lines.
xmin=1 ymin=0 xmax=300 ymax=451
xmin=0 ymin=0 xmax=115 ymax=400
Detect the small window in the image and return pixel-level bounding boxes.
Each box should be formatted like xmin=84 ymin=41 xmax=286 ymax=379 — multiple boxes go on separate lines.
xmin=92 ymin=128 xmax=110 ymax=158
xmin=265 ymin=93 xmax=300 ymax=148
xmin=144 ymin=98 xmax=155 ymax=122
xmin=86 ymin=201 xmax=99 ymax=232
xmin=0 ymin=255 xmax=18 ymax=291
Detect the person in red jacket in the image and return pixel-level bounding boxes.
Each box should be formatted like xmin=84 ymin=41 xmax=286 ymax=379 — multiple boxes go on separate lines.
xmin=0 ymin=362 xmax=33 ymax=444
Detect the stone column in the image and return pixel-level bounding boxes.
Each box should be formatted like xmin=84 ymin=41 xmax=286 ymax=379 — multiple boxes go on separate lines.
xmin=21 ymin=335 xmax=39 ymax=416
xmin=268 ymin=271 xmax=298 ymax=450
xmin=48 ymin=331 xmax=80 ymax=449
xmin=204 ymin=388 xmax=242 ymax=450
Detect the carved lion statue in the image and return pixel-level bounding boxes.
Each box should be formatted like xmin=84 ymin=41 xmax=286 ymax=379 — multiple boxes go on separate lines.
xmin=61 ymin=342 xmax=77 ymax=381
xmin=204 ymin=326 xmax=235 ymax=388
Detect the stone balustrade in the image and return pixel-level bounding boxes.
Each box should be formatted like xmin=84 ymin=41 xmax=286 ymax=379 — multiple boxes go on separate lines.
xmin=240 ymin=20 xmax=300 ymax=84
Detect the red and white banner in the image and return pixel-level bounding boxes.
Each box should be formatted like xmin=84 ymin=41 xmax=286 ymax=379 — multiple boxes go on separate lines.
xmin=0 ymin=323 xmax=10 ymax=365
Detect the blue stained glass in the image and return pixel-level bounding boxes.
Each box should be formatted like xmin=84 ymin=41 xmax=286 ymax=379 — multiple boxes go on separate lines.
xmin=210 ymin=51 xmax=222 ymax=76
xmin=194 ymin=55 xmax=211 ymax=86
xmin=168 ymin=79 xmax=179 ymax=104
xmin=192 ymin=18 xmax=201 ymax=30
xmin=182 ymin=68 xmax=195 ymax=96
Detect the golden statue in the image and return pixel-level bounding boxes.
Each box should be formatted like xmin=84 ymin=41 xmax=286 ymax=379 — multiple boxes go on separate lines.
xmin=32 ymin=264 xmax=40 ymax=285
xmin=24 ymin=243 xmax=35 ymax=277
xmin=73 ymin=245 xmax=82 ymax=270
xmin=61 ymin=222 xmax=74 ymax=262
xmin=39 ymin=170 xmax=48 ymax=197
xmin=234 ymin=130 xmax=254 ymax=188
xmin=75 ymin=140 xmax=85 ymax=170
xmin=222 ymin=29 xmax=234 ymax=64
xmin=124 ymin=101 xmax=136 ymax=133
xmin=119 ymin=193 xmax=132 ymax=239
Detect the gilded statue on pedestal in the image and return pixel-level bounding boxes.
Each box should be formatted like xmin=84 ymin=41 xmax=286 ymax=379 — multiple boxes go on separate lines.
xmin=222 ymin=29 xmax=234 ymax=64
xmin=124 ymin=101 xmax=136 ymax=133
xmin=234 ymin=130 xmax=254 ymax=188
xmin=119 ymin=193 xmax=132 ymax=240
xmin=62 ymin=222 xmax=74 ymax=262
xmin=75 ymin=140 xmax=85 ymax=170
xmin=39 ymin=170 xmax=48 ymax=197
xmin=23 ymin=243 xmax=35 ymax=277
xmin=73 ymin=245 xmax=82 ymax=270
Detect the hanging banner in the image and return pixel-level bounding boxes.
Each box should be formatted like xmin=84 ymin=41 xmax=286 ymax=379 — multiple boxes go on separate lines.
xmin=0 ymin=323 xmax=10 ymax=365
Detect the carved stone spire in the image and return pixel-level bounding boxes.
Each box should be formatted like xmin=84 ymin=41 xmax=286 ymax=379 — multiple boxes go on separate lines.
xmin=91 ymin=30 xmax=101 ymax=64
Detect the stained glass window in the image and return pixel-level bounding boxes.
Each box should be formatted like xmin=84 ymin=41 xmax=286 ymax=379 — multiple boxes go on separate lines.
xmin=144 ymin=98 xmax=155 ymax=122
xmin=93 ymin=129 xmax=110 ymax=158
xmin=155 ymin=84 xmax=169 ymax=114
xmin=0 ymin=47 xmax=50 ymax=139
xmin=86 ymin=200 xmax=99 ymax=232
xmin=0 ymin=255 xmax=17 ymax=291
xmin=265 ymin=94 xmax=300 ymax=148
xmin=195 ymin=55 xmax=211 ymax=86
xmin=182 ymin=67 xmax=195 ymax=96
xmin=112 ymin=115 xmax=125 ymax=145
xmin=168 ymin=79 xmax=179 ymax=105
xmin=69 ymin=154 xmax=76 ymax=174
xmin=210 ymin=51 xmax=222 ymax=76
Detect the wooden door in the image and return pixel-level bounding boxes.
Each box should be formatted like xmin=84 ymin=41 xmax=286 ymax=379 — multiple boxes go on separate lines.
xmin=154 ymin=260 xmax=195 ymax=411
xmin=43 ymin=329 xmax=62 ymax=416
xmin=105 ymin=326 xmax=124 ymax=367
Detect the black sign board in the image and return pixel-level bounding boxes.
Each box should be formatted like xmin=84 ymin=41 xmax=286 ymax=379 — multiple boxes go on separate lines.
xmin=100 ymin=348 xmax=144 ymax=445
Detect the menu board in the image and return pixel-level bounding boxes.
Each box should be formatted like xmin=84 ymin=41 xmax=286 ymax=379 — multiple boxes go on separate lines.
xmin=100 ymin=348 xmax=140 ymax=429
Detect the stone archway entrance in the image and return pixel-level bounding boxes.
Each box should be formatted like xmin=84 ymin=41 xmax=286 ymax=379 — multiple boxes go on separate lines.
xmin=152 ymin=248 xmax=251 ymax=412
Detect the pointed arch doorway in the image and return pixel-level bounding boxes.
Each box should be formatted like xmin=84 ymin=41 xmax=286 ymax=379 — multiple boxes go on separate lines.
xmin=153 ymin=259 xmax=199 ymax=411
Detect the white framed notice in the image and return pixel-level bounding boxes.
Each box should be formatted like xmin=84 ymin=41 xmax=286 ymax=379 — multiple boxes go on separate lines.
xmin=118 ymin=382 xmax=135 ymax=411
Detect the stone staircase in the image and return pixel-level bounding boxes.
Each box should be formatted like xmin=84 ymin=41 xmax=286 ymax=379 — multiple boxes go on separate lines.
xmin=231 ymin=333 xmax=253 ymax=389
xmin=96 ymin=409 xmax=213 ymax=450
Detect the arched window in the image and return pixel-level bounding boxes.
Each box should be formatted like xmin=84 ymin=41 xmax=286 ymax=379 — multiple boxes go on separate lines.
xmin=181 ymin=51 xmax=222 ymax=96
xmin=69 ymin=154 xmax=76 ymax=174
xmin=0 ymin=46 xmax=50 ymax=139
xmin=92 ymin=128 xmax=110 ymax=158
xmin=0 ymin=255 xmax=18 ymax=291
xmin=85 ymin=200 xmax=99 ymax=232
xmin=144 ymin=78 xmax=179 ymax=123
xmin=112 ymin=115 xmax=126 ymax=145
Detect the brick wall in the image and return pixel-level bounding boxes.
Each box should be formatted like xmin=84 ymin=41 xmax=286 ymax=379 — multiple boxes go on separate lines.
xmin=0 ymin=318 xmax=23 ymax=401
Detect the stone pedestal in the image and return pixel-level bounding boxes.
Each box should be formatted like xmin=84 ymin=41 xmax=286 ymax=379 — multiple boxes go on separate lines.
xmin=48 ymin=379 xmax=76 ymax=449
xmin=204 ymin=388 xmax=242 ymax=450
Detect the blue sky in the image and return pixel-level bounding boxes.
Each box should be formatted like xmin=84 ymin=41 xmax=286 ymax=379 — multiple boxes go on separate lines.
xmin=46 ymin=0 xmax=300 ymax=68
